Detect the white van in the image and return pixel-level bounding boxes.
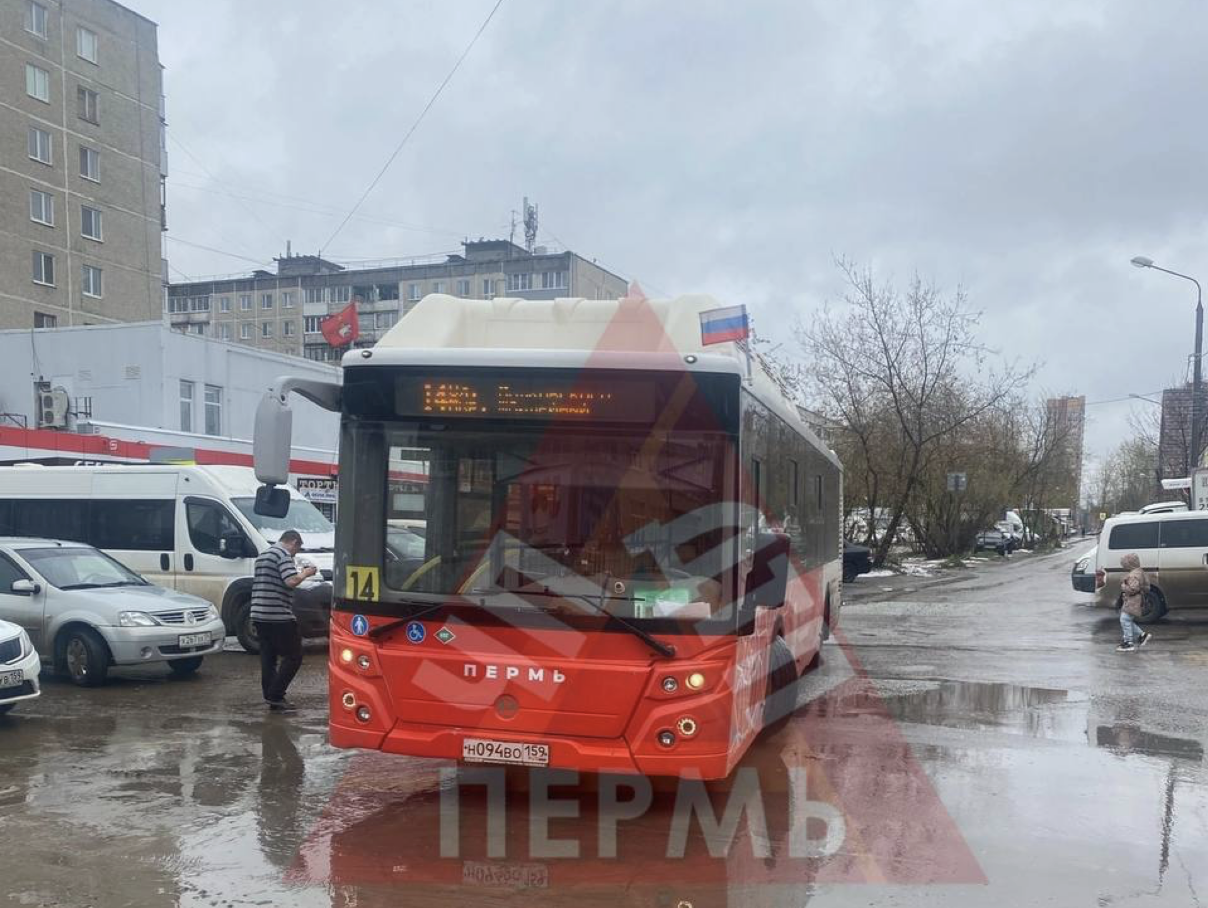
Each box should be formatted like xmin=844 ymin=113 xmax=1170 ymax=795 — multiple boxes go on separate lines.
xmin=1094 ymin=509 xmax=1208 ymax=622
xmin=0 ymin=464 xmax=334 ymax=652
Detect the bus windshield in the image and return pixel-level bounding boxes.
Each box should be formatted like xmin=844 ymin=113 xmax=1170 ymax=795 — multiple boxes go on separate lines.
xmin=382 ymin=424 xmax=737 ymax=623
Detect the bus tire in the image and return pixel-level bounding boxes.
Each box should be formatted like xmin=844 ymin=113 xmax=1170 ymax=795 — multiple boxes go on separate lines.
xmin=234 ymin=599 xmax=260 ymax=655
xmin=762 ymin=636 xmax=798 ymax=736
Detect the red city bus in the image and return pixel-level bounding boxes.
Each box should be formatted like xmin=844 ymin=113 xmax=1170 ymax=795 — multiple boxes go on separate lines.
xmin=254 ymin=296 xmax=842 ymax=780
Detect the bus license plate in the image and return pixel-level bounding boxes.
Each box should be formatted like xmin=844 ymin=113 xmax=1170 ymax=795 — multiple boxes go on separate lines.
xmin=0 ymin=670 xmax=22 ymax=689
xmin=462 ymin=738 xmax=549 ymax=766
xmin=178 ymin=633 xmax=211 ymax=648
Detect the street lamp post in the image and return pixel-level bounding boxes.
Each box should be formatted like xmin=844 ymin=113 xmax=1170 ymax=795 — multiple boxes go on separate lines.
xmin=1131 ymin=255 xmax=1203 ymax=476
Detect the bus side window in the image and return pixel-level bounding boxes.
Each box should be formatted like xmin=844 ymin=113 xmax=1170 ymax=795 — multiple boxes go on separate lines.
xmin=0 ymin=500 xmax=12 ymax=535
xmin=15 ymin=499 xmax=88 ymax=543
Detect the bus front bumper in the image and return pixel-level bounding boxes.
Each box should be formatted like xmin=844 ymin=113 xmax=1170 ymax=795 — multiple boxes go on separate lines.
xmin=329 ymin=715 xmax=734 ymax=780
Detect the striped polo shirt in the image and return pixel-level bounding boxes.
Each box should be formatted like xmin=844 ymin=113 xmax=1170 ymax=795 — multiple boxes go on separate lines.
xmin=250 ymin=543 xmax=299 ymax=623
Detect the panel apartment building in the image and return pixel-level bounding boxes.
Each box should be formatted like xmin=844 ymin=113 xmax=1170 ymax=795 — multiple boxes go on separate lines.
xmin=166 ymin=240 xmax=628 ymax=361
xmin=0 ymin=0 xmax=166 ymax=331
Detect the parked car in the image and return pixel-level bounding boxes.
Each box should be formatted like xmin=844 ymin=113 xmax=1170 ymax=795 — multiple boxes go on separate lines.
xmin=1089 ymin=510 xmax=1208 ymax=622
xmin=0 ymin=538 xmax=226 ymax=687
xmin=975 ymin=529 xmax=1010 ymax=556
xmin=0 ymin=617 xmax=41 ymax=715
xmin=1071 ymin=547 xmax=1096 ymax=593
xmin=843 ymin=543 xmax=872 ymax=582
xmin=995 ymin=522 xmax=1022 ymax=552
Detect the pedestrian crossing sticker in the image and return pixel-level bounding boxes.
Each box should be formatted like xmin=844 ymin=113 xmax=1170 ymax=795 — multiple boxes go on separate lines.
xmin=345 ymin=565 xmax=379 ymax=602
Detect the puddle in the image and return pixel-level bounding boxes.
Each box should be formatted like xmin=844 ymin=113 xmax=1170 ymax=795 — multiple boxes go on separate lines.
xmin=873 ymin=679 xmax=1091 ymax=743
xmin=1095 ymin=725 xmax=1204 ymax=762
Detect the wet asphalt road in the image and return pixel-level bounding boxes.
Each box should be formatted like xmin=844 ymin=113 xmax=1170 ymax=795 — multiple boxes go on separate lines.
xmin=1 ymin=546 xmax=1206 ymax=907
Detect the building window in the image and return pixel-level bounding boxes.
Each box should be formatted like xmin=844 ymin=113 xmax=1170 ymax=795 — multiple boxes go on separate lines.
xmin=26 ymin=63 xmax=50 ymax=102
xmin=283 ymin=321 xmax=295 ymax=336
xmin=376 ymin=311 xmax=394 ymax=329
xmin=34 ymin=311 xmax=56 ymax=329
xmin=303 ymin=316 xmax=321 ymax=333
xmin=32 ymin=250 xmax=54 ymax=286
xmin=432 ymin=281 xmax=446 ymax=294
xmin=167 ymin=297 xmax=187 ymax=313
xmin=508 ymin=273 xmax=533 ymax=292
xmin=542 ymin=270 xmax=569 ymax=290
xmin=26 ymin=2 xmax=48 ymax=38
xmin=240 ymin=323 xmax=251 ymax=340
xmin=261 ymin=292 xmax=273 ymax=310
xmin=190 ymin=324 xmax=205 ymax=336
xmin=179 ymin=380 xmax=194 ymax=432
xmin=282 ymin=290 xmax=295 ymax=308
xmin=29 ymin=189 xmax=54 ymax=226
xmin=330 ymin=286 xmax=351 ymax=303
xmin=80 ymin=205 xmax=102 ymax=240
xmin=239 ymin=293 xmax=251 ymax=311
xmin=79 ymin=145 xmax=100 ymax=181
xmin=261 ymin=322 xmax=273 ymax=338
xmin=81 ymin=264 xmax=103 ymax=298
xmin=27 ymin=126 xmax=52 ymax=165
xmin=219 ymin=296 xmax=231 ymax=312
xmin=77 ymin=86 xmax=99 ymax=124
xmin=482 ymin=278 xmax=495 ymax=299
xmin=305 ymin=287 xmax=325 ymax=304
xmin=203 ymin=385 xmax=222 ymax=436
xmin=408 ymin=283 xmax=421 ymax=301
xmin=455 ymin=278 xmax=471 ymax=297
xmin=76 ymin=26 xmax=98 ymax=63
xmin=218 ymin=323 xmax=230 ymax=340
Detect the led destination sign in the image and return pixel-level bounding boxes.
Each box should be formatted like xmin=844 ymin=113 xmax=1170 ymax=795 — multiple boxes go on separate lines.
xmin=395 ymin=376 xmax=657 ymax=422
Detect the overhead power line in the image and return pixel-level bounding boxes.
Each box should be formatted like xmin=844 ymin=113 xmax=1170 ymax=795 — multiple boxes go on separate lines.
xmin=321 ymin=0 xmax=507 ymax=253
xmin=168 ymin=132 xmax=284 ymax=246
xmin=166 ymin=235 xmax=272 ymax=267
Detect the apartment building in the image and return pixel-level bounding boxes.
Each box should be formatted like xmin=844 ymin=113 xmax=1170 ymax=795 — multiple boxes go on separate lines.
xmin=0 ymin=0 xmax=166 ymax=330
xmin=166 ymin=239 xmax=628 ymax=361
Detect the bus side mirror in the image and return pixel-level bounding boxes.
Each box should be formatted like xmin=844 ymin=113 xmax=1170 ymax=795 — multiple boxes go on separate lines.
xmin=746 ymin=531 xmax=791 ymax=611
xmin=254 ymin=485 xmax=291 ymax=519
xmin=254 ymin=388 xmax=293 ymax=486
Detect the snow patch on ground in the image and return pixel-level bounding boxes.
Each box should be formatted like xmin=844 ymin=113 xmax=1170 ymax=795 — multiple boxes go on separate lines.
xmin=863 ymin=569 xmax=896 ymax=578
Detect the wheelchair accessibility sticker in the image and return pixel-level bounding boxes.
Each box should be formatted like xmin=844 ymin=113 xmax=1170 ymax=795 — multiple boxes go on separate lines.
xmin=406 ymin=621 xmax=426 ymax=644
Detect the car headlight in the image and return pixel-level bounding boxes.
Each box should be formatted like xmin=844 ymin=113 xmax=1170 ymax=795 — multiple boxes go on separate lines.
xmin=205 ymin=605 xmax=220 ymax=621
xmin=118 ymin=611 xmax=158 ymax=627
xmin=18 ymin=629 xmax=33 ymax=659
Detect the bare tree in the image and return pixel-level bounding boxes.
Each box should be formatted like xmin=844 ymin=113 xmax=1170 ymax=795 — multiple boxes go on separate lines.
xmin=798 ymin=260 xmax=1033 ymax=566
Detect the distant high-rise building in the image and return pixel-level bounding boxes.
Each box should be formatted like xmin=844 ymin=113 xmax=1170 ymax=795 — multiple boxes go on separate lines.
xmin=1045 ymin=395 xmax=1085 ymax=510
xmin=0 ymin=0 xmax=167 ymax=331
xmin=1158 ymin=384 xmax=1207 ymax=479
xmin=166 ymin=239 xmax=628 ymax=361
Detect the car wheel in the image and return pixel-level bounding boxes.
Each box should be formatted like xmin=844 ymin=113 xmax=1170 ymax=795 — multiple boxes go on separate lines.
xmin=234 ymin=599 xmax=260 ymax=655
xmin=1137 ymin=590 xmax=1165 ymax=625
xmin=168 ymin=656 xmax=204 ymax=676
xmin=59 ymin=627 xmax=110 ymax=687
xmin=761 ymin=637 xmax=799 ymax=736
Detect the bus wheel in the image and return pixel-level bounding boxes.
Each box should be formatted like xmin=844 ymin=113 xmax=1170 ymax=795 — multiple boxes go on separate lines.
xmin=762 ymin=637 xmax=798 ymax=736
xmin=234 ymin=600 xmax=260 ymax=655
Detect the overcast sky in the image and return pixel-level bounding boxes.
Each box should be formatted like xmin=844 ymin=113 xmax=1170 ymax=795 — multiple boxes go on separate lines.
xmin=134 ymin=0 xmax=1208 ymax=471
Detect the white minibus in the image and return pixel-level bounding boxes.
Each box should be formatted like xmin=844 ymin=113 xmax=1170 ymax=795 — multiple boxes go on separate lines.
xmin=0 ymin=464 xmax=333 ymax=652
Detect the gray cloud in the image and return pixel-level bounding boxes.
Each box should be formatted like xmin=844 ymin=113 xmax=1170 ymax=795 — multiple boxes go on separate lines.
xmin=137 ymin=0 xmax=1208 ymax=464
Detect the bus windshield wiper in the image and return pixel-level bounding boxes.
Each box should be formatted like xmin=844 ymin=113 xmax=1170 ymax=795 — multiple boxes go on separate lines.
xmin=499 ymin=587 xmax=676 ymax=659
xmin=367 ymin=598 xmax=451 ymax=639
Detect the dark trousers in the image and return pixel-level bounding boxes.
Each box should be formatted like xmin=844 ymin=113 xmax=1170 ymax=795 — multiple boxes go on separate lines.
xmin=256 ymin=620 xmax=303 ymax=702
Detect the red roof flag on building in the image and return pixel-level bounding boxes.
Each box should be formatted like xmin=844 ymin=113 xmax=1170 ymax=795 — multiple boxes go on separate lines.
xmin=321 ymin=300 xmax=360 ymax=348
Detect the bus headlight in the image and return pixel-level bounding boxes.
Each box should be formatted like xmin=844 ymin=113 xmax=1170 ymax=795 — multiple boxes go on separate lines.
xmin=686 ymin=672 xmax=706 ymax=690
xmin=661 ymin=676 xmax=678 ymax=692
xmin=341 ymin=691 xmax=356 ymax=710
xmin=657 ymin=729 xmax=676 ymax=748
xmin=339 ymin=648 xmax=354 ymax=663
xmin=357 ymin=654 xmax=371 ymax=670
xmin=676 ymin=717 xmax=698 ymax=737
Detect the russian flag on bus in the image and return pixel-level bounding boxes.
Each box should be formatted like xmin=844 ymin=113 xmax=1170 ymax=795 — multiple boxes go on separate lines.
xmin=698 ymin=305 xmax=750 ymax=346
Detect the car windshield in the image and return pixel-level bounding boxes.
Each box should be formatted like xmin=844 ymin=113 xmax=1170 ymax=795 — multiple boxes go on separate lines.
xmin=21 ymin=546 xmax=146 ymax=590
xmin=232 ymin=495 xmax=334 ymax=537
xmin=381 ymin=425 xmax=736 ymax=623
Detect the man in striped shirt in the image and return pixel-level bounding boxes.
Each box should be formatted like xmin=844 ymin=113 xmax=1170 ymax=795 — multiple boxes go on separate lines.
xmin=252 ymin=529 xmax=317 ymax=711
